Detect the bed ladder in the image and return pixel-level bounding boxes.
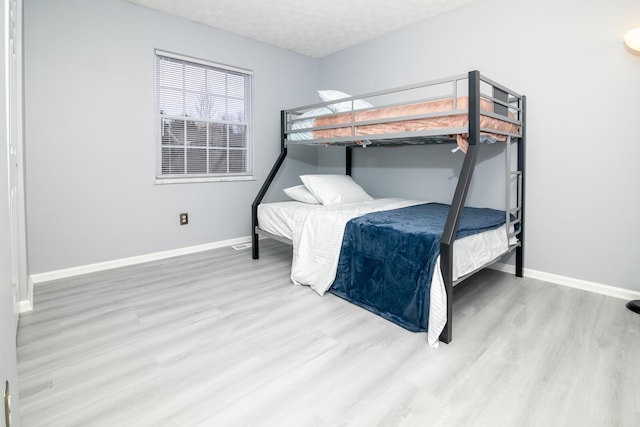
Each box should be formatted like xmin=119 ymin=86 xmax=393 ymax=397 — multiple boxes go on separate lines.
xmin=510 ymin=95 xmax=526 ymax=278
xmin=505 ymin=136 xmax=522 ymax=248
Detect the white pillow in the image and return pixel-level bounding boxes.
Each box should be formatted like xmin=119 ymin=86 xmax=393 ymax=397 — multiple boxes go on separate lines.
xmin=283 ymin=185 xmax=320 ymax=204
xmin=289 ymin=107 xmax=333 ymax=141
xmin=300 ymin=174 xmax=373 ymax=206
xmin=318 ymin=90 xmax=373 ymax=113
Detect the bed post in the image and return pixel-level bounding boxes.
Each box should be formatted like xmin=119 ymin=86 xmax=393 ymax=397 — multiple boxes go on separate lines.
xmin=439 ymin=70 xmax=481 ymax=343
xmin=346 ymin=146 xmax=353 ymax=176
xmin=251 ymin=110 xmax=288 ymax=259
xmin=516 ymin=96 xmax=526 ymax=277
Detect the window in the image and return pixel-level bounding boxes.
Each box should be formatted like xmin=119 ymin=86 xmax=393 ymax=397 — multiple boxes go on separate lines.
xmin=155 ymin=50 xmax=252 ymax=182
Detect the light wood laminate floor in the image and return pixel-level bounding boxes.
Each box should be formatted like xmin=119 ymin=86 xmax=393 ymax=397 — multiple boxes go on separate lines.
xmin=17 ymin=239 xmax=640 ymax=426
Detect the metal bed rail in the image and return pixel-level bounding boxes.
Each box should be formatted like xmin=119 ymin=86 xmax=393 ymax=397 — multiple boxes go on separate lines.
xmin=284 ymin=72 xmax=523 ymax=147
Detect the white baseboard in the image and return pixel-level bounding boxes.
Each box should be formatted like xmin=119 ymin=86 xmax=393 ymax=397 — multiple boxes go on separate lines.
xmin=490 ymin=262 xmax=640 ymax=301
xmin=19 ymin=299 xmax=33 ymax=313
xmin=27 ymin=240 xmax=640 ymax=308
xmin=29 ymin=235 xmax=253 ymax=287
xmin=18 ymin=276 xmax=34 ymax=313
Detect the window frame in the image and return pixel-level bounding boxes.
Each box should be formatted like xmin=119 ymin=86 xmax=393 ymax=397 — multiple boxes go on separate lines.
xmin=154 ymin=49 xmax=254 ymax=184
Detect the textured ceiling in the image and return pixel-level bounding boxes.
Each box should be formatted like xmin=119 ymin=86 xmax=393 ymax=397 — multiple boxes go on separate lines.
xmin=125 ymin=0 xmax=479 ymax=58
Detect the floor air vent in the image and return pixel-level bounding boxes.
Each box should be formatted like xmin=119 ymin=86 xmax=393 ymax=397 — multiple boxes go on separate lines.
xmin=232 ymin=243 xmax=252 ymax=251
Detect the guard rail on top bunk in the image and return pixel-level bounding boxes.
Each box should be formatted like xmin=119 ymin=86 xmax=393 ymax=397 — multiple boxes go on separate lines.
xmin=251 ymin=70 xmax=526 ymax=344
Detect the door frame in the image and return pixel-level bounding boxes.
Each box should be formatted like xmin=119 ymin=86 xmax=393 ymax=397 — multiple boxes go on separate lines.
xmin=5 ymin=0 xmax=27 ymax=322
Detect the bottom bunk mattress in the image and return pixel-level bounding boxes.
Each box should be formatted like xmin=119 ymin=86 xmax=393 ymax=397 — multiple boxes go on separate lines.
xmin=257 ymin=199 xmax=511 ymax=346
xmin=330 ymin=202 xmax=506 ymax=337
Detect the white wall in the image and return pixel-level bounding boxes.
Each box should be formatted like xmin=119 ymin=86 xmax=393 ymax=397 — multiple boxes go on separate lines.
xmin=23 ymin=0 xmax=318 ymax=276
xmin=318 ymin=0 xmax=640 ymax=292
xmin=21 ymin=0 xmax=640 ymax=294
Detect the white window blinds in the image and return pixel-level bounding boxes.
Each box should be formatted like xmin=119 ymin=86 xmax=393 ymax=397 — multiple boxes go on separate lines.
xmin=155 ymin=50 xmax=252 ymax=180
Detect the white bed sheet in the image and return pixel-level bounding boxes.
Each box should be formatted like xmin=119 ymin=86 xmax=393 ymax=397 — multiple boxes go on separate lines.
xmin=258 ymin=199 xmax=510 ymax=347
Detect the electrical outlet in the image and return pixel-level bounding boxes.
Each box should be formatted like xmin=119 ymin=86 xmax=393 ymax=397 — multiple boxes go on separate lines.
xmin=180 ymin=213 xmax=189 ymax=225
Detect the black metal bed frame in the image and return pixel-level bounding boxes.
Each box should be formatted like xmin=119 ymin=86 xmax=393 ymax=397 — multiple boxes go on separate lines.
xmin=251 ymin=70 xmax=526 ymax=344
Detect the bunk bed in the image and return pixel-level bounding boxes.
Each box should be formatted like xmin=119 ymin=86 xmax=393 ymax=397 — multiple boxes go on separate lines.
xmin=251 ymin=70 xmax=526 ymax=345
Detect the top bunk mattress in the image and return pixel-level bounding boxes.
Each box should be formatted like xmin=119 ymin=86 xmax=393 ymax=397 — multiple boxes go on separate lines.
xmin=285 ymin=72 xmax=523 ymax=151
xmin=287 ymin=97 xmax=520 ymax=151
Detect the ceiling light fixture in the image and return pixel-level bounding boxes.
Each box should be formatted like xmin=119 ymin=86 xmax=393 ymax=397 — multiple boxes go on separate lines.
xmin=624 ymin=28 xmax=640 ymax=51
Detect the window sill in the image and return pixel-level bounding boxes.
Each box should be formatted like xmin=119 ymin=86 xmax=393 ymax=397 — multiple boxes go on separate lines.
xmin=155 ymin=176 xmax=255 ymax=185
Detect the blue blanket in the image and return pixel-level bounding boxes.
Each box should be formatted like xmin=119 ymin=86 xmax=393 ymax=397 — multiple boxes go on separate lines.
xmin=329 ymin=203 xmax=506 ymax=332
